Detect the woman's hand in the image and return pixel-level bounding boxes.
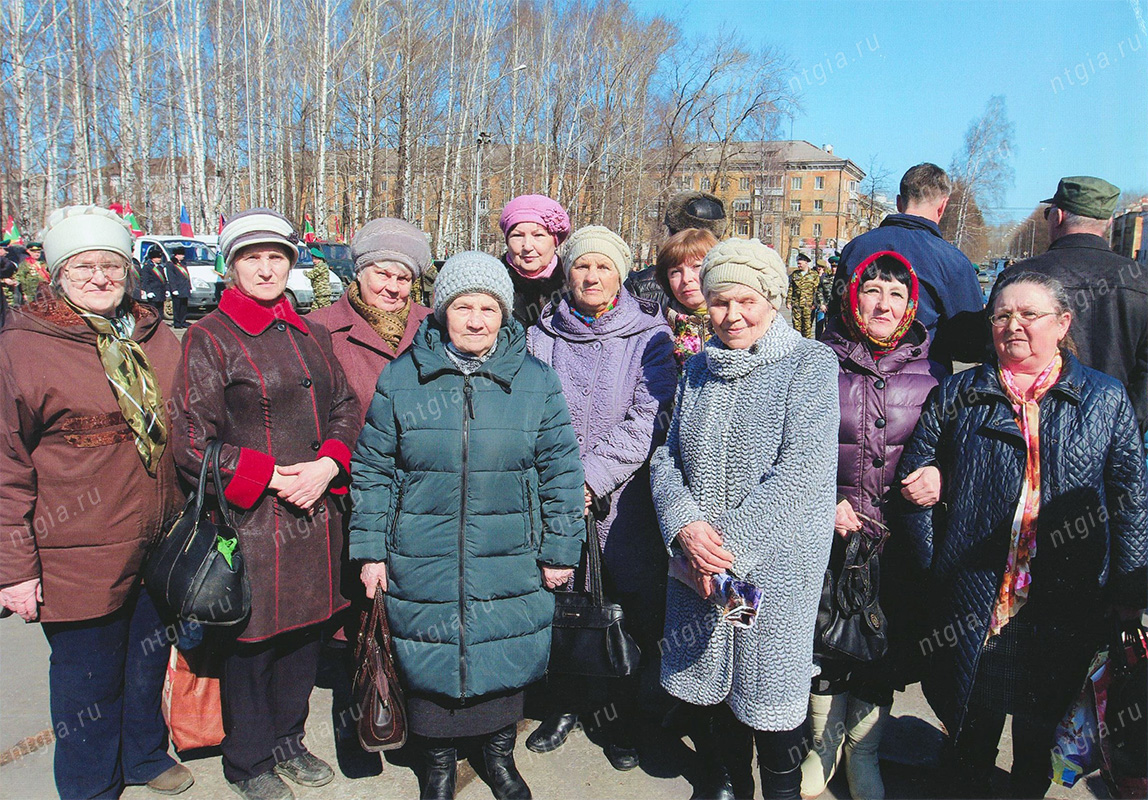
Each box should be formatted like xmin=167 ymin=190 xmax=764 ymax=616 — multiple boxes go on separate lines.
xmin=676 ymin=520 xmax=734 ymax=574
xmin=360 ymin=562 xmax=388 ymax=598
xmin=0 ymin=578 xmax=42 ymax=622
xmin=901 ymin=466 xmax=942 ymax=507
xmin=274 ymin=457 xmax=340 ymax=511
xmin=541 ymin=566 xmax=574 ymax=589
xmin=835 ymin=499 xmax=863 ymax=537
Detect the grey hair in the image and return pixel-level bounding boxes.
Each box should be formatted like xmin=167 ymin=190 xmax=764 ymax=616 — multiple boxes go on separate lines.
xmin=1060 ymin=209 xmax=1111 ymax=232
xmin=51 ymin=251 xmax=136 ymax=299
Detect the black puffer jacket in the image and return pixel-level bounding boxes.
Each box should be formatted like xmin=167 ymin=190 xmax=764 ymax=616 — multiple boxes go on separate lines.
xmin=623 ymin=266 xmax=669 ymax=311
xmin=897 ymin=353 xmax=1147 ymax=738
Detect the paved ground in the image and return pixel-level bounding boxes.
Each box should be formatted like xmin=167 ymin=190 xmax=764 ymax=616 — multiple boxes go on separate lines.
xmin=1 ymin=615 xmax=1111 ymax=800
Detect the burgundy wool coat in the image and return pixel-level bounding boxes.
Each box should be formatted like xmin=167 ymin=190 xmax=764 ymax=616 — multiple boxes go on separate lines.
xmin=308 ymin=293 xmax=432 ymax=428
xmin=171 ymin=288 xmax=360 ymax=642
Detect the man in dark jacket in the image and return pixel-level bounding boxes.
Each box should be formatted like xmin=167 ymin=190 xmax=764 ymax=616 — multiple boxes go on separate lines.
xmin=166 ymin=246 xmax=192 ymax=328
xmin=1001 ymin=176 xmax=1148 ymax=434
xmin=830 ymin=163 xmax=985 ymax=371
xmin=137 ymin=247 xmax=168 ymax=318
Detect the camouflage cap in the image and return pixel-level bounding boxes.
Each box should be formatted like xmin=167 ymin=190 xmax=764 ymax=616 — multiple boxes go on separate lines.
xmin=1041 ymin=176 xmax=1119 ymax=220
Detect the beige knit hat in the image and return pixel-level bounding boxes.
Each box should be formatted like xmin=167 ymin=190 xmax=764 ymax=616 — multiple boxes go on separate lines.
xmin=561 ymin=225 xmax=632 ymax=283
xmin=699 ymin=238 xmax=788 ymax=309
xmin=41 ymin=206 xmax=134 ymax=277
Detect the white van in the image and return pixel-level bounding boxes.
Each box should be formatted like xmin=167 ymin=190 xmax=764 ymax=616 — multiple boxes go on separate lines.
xmin=133 ymin=236 xmax=222 ymax=311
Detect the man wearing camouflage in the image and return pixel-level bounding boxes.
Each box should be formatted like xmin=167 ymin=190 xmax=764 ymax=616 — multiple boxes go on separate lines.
xmin=305 ymin=246 xmax=332 ymax=309
xmin=787 ymin=252 xmax=819 ymax=338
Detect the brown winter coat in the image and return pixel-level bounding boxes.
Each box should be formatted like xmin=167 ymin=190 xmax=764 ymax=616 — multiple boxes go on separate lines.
xmin=0 ymin=299 xmax=182 ymax=623
xmin=308 ymin=292 xmax=432 ymax=428
xmin=171 ymin=288 xmax=360 ymax=642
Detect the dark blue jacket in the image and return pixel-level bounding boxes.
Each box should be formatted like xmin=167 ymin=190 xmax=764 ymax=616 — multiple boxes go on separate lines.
xmin=165 ymin=259 xmax=193 ymax=296
xmin=831 ymin=214 xmax=985 ymax=371
xmin=896 ymin=354 xmax=1147 ymax=738
xmin=137 ymin=260 xmax=168 ymax=304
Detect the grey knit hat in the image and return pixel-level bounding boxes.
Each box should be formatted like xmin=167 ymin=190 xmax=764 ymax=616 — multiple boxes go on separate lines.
xmin=664 ymin=191 xmax=727 ymax=238
xmin=699 ymin=238 xmax=788 ymax=310
xmin=432 ymin=251 xmax=515 ymax=323
xmin=561 ymin=225 xmax=633 ymax=283
xmin=218 ymin=208 xmax=300 ymax=268
xmin=351 ymin=217 xmax=431 ymax=278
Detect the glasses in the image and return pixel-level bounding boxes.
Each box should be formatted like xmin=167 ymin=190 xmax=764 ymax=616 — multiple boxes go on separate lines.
xmin=66 ymin=262 xmax=128 ymax=282
xmin=1043 ymin=206 xmax=1056 ymax=220
xmin=989 ymin=309 xmax=1058 ymax=328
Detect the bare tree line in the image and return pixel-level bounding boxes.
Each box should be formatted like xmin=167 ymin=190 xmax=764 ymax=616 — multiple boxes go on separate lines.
xmin=0 ymin=0 xmax=797 ymax=255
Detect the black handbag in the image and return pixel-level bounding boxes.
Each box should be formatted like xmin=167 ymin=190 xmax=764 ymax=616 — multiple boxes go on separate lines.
xmin=145 ymin=441 xmax=251 ymax=626
xmin=548 ymin=517 xmax=641 ymax=678
xmin=814 ymin=527 xmax=888 ymax=663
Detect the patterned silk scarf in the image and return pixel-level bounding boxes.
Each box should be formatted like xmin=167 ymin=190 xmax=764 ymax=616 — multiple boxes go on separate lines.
xmin=989 ymin=351 xmax=1063 ymax=637
xmin=348 ymin=280 xmax=410 ymax=351
xmin=842 ymin=262 xmax=919 ymax=357
xmin=568 ymin=293 xmax=619 ymax=326
xmin=667 ymin=302 xmax=712 ymax=367
xmin=66 ymin=299 xmax=168 ymax=475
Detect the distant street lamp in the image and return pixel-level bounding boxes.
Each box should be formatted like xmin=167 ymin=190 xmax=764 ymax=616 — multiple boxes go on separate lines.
xmin=471 ymin=64 xmax=527 ymax=251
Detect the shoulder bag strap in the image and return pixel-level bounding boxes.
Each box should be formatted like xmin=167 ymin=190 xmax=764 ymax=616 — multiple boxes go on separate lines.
xmin=584 ymin=515 xmax=605 ymax=606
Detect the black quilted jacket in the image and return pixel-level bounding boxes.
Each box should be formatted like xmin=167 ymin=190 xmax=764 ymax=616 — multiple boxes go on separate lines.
xmin=897 ymin=352 xmax=1147 ymax=738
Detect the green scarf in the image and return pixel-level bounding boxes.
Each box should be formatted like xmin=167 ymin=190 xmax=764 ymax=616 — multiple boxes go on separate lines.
xmin=67 ymin=299 xmax=168 ymax=475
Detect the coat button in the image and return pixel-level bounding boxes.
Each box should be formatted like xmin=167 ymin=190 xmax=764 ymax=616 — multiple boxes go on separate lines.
xmin=874 ymin=379 xmax=886 ymax=389
xmin=311 ymin=440 xmax=321 ymax=451
xmin=875 ymin=417 xmax=886 ymax=429
xmin=301 ymin=378 xmax=313 ymax=388
xmin=873 ymin=457 xmax=885 ymax=468
xmin=276 ymin=321 xmax=287 ymax=332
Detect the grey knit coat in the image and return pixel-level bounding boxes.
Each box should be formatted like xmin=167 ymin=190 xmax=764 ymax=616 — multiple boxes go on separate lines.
xmin=650 ymin=316 xmax=838 ymax=731
xmin=528 ymin=287 xmax=677 ymax=591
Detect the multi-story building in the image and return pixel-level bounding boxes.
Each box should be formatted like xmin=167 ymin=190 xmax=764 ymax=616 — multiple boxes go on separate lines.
xmin=1111 ymin=197 xmax=1147 ymax=264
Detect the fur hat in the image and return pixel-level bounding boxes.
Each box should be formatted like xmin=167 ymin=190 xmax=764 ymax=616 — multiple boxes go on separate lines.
xmin=41 ymin=205 xmax=134 ymax=277
xmin=561 ymin=225 xmax=633 ymax=283
xmin=664 ymin=191 xmax=727 ymax=238
xmin=432 ymin=251 xmax=515 ymax=323
xmin=699 ymin=238 xmax=788 ymax=310
xmin=218 ymin=209 xmax=300 ymax=268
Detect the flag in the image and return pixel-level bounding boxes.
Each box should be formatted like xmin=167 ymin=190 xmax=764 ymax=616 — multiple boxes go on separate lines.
xmin=108 ymin=202 xmax=125 ymax=217
xmin=180 ymin=206 xmax=194 ymax=237
xmin=122 ymin=202 xmax=144 ymax=237
xmin=214 ymin=249 xmax=226 ymax=276
xmin=303 ymin=214 xmax=316 ymax=244
xmin=218 ymin=214 xmax=226 ymax=235
xmin=334 ymin=217 xmax=343 ymax=242
xmin=2 ymin=216 xmax=22 ymax=244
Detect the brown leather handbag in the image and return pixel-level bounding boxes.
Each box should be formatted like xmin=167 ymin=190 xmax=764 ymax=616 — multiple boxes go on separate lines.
xmin=352 ymin=591 xmax=408 ymax=751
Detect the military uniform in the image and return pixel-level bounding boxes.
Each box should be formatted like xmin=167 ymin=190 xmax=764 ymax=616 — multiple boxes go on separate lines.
xmin=787 ymin=267 xmax=820 ymax=338
xmin=305 ymin=258 xmax=332 ymax=309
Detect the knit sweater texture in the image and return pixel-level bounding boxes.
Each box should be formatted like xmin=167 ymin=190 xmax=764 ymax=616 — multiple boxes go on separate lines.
xmin=650 ymin=316 xmax=838 ymax=731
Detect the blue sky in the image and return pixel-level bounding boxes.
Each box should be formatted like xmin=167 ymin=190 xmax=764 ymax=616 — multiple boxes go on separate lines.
xmin=631 ymin=0 xmax=1148 ymax=224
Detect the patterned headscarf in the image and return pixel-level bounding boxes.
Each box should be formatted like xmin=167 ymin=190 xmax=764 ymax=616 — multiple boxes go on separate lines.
xmin=65 ymin=299 xmax=168 ymax=474
xmin=842 ymin=250 xmax=919 ymax=355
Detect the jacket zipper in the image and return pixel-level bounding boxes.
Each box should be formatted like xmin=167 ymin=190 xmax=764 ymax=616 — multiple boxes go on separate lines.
xmin=389 ymin=480 xmax=405 ymax=551
xmin=458 ymin=377 xmax=474 ymax=699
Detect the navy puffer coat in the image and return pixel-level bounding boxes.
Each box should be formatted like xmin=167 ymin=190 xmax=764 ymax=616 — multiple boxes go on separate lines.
xmin=350 ymin=317 xmax=586 ymax=701
xmin=896 ymin=353 xmax=1148 ymax=738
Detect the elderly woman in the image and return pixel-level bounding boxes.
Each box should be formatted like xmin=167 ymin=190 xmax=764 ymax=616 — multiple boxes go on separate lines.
xmin=171 ymin=209 xmax=359 ymax=800
xmin=525 ymin=225 xmax=677 ymax=769
xmin=309 ymin=217 xmax=434 ymax=423
xmin=897 ymin=270 xmax=1147 ymax=799
xmin=498 ymin=194 xmax=571 ymax=327
xmin=0 ymin=207 xmax=192 ymax=798
xmin=352 ymin=252 xmax=585 ymax=800
xmin=651 ymin=238 xmax=838 ymax=800
xmin=800 ymin=251 xmax=941 ymax=800
xmin=655 ymin=228 xmax=718 ymax=369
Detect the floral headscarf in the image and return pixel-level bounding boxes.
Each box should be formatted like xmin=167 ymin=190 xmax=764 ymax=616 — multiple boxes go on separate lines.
xmin=842 ymin=250 xmax=919 ymax=355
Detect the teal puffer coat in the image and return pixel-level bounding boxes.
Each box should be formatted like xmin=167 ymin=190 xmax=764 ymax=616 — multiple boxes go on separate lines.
xmin=350 ymin=318 xmax=585 ymax=701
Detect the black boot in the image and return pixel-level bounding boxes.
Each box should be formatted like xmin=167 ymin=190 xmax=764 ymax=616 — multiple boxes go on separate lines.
xmin=757 ymin=764 xmax=802 ymax=800
xmin=689 ymin=713 xmax=736 ymax=800
xmin=525 ymin=712 xmax=579 ymax=754
xmin=420 ymin=742 xmax=457 ymax=800
xmin=481 ymin=725 xmax=532 ymax=800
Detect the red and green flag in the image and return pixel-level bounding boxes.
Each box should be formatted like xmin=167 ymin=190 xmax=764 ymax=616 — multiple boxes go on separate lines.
xmin=303 ymin=214 xmax=317 ymax=244
xmin=2 ymin=216 xmax=22 ymax=244
xmin=122 ymin=202 xmax=144 ymax=237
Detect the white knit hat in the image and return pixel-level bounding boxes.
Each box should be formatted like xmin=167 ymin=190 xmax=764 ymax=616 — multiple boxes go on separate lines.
xmin=432 ymin=251 xmax=515 ymax=323
xmin=561 ymin=225 xmax=632 ymax=283
xmin=218 ymin=209 xmax=300 ymax=268
xmin=41 ymin=206 xmax=134 ymax=277
xmin=699 ymin=238 xmax=788 ymax=309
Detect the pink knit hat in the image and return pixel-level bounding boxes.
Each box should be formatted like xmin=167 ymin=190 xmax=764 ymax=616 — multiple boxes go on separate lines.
xmin=498 ymin=194 xmax=571 ymax=244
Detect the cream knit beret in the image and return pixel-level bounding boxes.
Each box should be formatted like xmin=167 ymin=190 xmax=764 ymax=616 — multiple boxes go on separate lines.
xmin=561 ymin=225 xmax=632 ymax=283
xmin=41 ymin=206 xmax=134 ymax=276
xmin=699 ymin=238 xmax=788 ymax=309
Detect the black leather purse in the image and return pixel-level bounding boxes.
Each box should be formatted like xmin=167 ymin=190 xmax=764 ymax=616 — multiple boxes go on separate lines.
xmin=548 ymin=517 xmax=641 ymax=678
xmin=145 ymin=441 xmax=251 ymax=626
xmin=352 ymin=592 xmax=408 ymax=752
xmin=814 ymin=526 xmax=889 ymax=663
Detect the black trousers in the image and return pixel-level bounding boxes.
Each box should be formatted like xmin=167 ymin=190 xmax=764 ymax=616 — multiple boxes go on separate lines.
xmin=170 ymin=295 xmax=188 ymax=327
xmin=219 ymin=626 xmax=322 ymax=783
xmin=710 ymin=702 xmax=809 ymax=800
xmin=950 ymin=703 xmax=1058 ymax=799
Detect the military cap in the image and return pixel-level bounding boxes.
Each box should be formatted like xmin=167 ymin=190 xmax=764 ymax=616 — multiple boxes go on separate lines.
xmin=1041 ymin=176 xmax=1119 ymax=220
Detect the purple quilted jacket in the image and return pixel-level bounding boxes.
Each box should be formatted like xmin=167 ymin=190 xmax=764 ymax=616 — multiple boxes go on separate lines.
xmin=528 ymin=287 xmax=677 ymax=591
xmin=824 ymin=318 xmax=943 ymax=526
